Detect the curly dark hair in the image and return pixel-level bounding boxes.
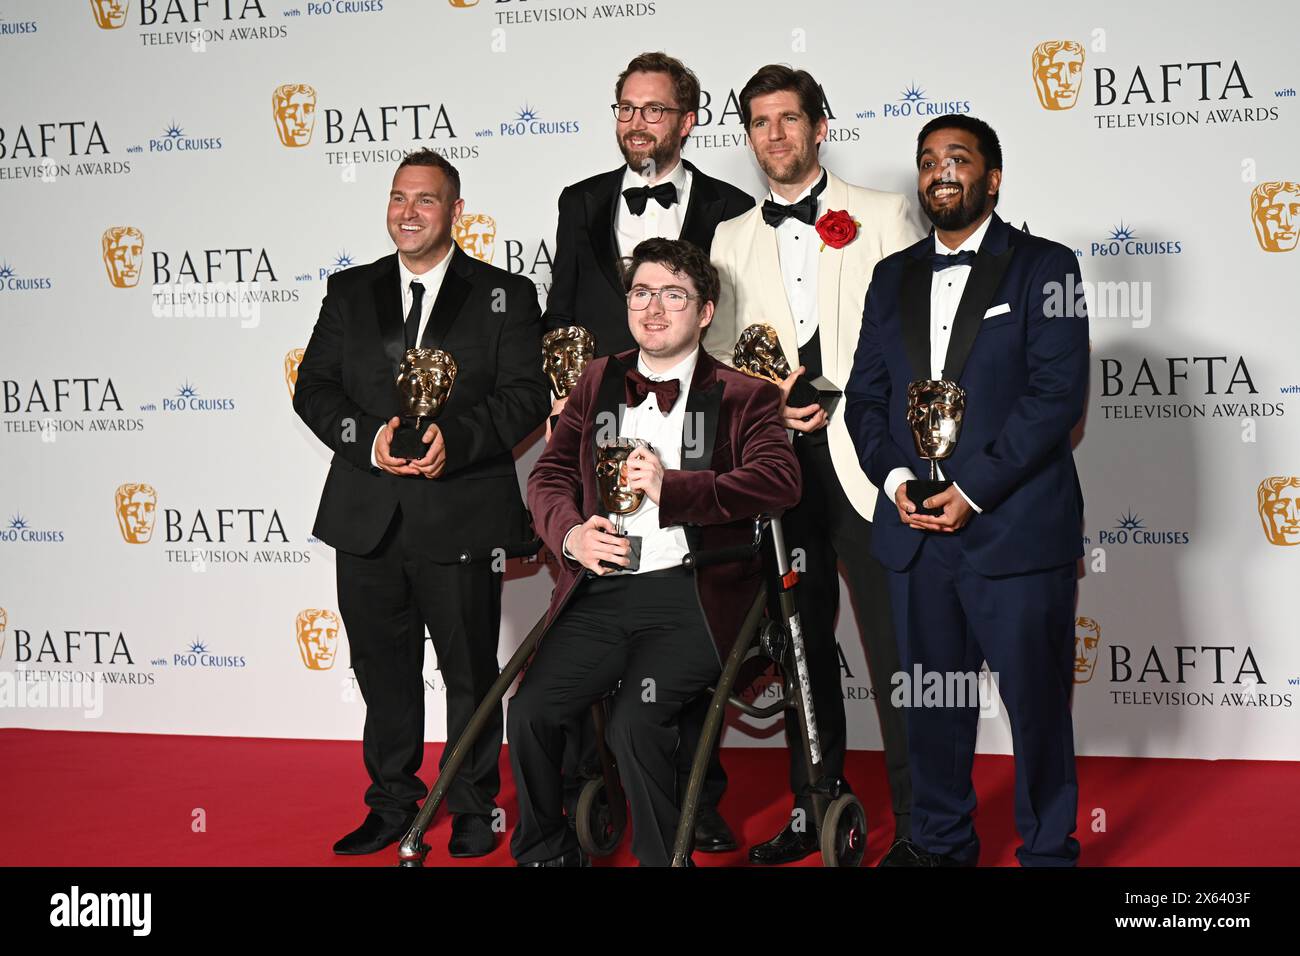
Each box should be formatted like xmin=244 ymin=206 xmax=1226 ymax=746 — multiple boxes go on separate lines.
xmin=623 ymin=237 xmax=720 ymax=307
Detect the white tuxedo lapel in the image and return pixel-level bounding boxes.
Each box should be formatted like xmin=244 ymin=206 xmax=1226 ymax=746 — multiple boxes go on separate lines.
xmin=816 ymin=171 xmax=850 ymax=383
xmin=750 ymin=211 xmax=801 ymax=372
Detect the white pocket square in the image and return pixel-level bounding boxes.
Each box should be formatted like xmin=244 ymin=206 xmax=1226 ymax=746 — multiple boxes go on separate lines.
xmin=983 ymin=303 xmax=1011 ymax=319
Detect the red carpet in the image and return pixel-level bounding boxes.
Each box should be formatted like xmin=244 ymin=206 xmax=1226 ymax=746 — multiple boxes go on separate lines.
xmin=1 ymin=729 xmax=1295 ymax=866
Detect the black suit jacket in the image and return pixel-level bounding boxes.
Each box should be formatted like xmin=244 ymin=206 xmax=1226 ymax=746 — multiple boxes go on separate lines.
xmin=543 ymin=159 xmax=754 ymax=356
xmin=294 ymin=245 xmax=550 ymax=562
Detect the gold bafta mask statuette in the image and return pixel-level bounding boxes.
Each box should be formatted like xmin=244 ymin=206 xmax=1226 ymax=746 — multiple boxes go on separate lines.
xmin=594 ymin=437 xmax=652 ymax=572
xmin=733 ymin=324 xmax=792 ymax=384
xmin=392 ymin=348 xmax=457 ymax=460
xmin=904 ymin=379 xmax=967 ymax=517
xmin=542 ymin=326 xmax=595 ymax=398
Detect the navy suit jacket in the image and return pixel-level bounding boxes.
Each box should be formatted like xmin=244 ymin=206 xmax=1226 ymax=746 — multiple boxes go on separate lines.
xmin=845 ymin=213 xmax=1088 ymax=576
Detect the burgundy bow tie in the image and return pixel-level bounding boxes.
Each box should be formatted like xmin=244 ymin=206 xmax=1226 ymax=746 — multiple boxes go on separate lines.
xmin=625 ymin=368 xmax=681 ymax=414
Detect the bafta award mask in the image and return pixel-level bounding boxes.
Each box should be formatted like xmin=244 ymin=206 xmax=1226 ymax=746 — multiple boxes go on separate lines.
xmin=115 ymin=482 xmax=158 ymax=544
xmin=1031 ymin=40 xmax=1085 ymax=111
xmin=542 ymin=326 xmax=596 ymax=398
xmin=733 ymin=324 xmax=792 ymax=384
xmin=101 ymin=226 xmax=144 ymax=288
xmin=296 ymin=609 xmax=340 ymax=671
xmin=1074 ymin=617 xmax=1102 ymax=683
xmin=1250 ymin=182 xmax=1300 ymax=253
xmin=595 ymin=437 xmax=652 ymax=520
xmin=396 ymin=348 xmax=457 ymax=422
xmin=272 ymin=83 xmax=318 ymax=148
xmin=906 ymin=379 xmax=967 ymax=468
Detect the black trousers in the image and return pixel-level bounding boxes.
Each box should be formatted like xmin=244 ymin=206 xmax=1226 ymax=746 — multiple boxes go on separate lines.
xmin=508 ymin=571 xmax=721 ymax=866
xmin=781 ymin=433 xmax=912 ymax=838
xmin=335 ymin=506 xmax=503 ymax=823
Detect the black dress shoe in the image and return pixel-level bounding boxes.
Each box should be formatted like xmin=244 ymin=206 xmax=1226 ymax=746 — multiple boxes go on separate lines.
xmin=519 ymin=847 xmax=589 ymax=867
xmin=448 ymin=813 xmax=496 ymax=858
xmin=333 ymin=812 xmax=413 ymax=856
xmin=920 ymin=850 xmax=978 ymax=867
xmin=747 ymin=817 xmax=818 ymax=865
xmin=877 ymin=838 xmax=928 ymax=867
xmin=693 ymin=806 xmax=738 ymax=853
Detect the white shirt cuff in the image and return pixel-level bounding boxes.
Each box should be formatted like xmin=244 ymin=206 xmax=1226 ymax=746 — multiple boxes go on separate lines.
xmin=370 ymin=423 xmax=386 ymax=469
xmin=883 ymin=467 xmax=917 ymax=506
xmin=953 ymin=482 xmax=982 ymax=514
xmin=561 ymin=525 xmax=581 ymax=561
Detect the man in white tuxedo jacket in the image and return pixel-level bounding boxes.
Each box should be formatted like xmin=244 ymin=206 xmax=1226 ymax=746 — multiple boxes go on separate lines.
xmin=707 ymin=65 xmax=924 ymax=866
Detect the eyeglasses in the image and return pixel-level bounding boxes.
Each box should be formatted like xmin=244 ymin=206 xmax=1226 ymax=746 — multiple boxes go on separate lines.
xmin=611 ymin=103 xmax=683 ymax=124
xmin=627 ymin=287 xmax=697 ymax=311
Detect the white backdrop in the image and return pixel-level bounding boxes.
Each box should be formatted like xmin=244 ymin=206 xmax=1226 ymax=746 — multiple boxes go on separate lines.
xmin=1 ymin=0 xmax=1297 ymax=761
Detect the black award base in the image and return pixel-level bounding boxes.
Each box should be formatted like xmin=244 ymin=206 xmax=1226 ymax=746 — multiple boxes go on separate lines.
xmin=788 ymin=376 xmax=844 ymax=420
xmin=391 ymin=420 xmax=431 ymax=461
xmin=598 ymin=533 xmax=642 ymax=573
xmin=907 ymin=479 xmax=952 ymax=518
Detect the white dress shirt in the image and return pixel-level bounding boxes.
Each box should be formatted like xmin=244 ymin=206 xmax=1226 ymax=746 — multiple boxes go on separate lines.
xmin=882 ymin=214 xmax=992 ymax=513
xmin=768 ymin=172 xmax=824 ymax=348
xmin=564 ymin=349 xmax=696 ymax=574
xmin=614 ymin=160 xmax=693 ymax=259
xmin=371 ymin=247 xmax=454 ymax=466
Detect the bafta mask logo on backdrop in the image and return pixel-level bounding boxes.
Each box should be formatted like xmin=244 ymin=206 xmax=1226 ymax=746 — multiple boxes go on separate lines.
xmin=115 ymin=482 xmax=157 ymax=544
xmin=1074 ymin=616 xmax=1102 ymax=684
xmin=296 ymin=609 xmax=340 ymax=670
xmin=101 ymin=226 xmax=144 ymax=289
xmin=1250 ymin=182 xmax=1300 ymax=253
xmin=448 ymin=0 xmax=479 ymax=6
xmin=273 ymin=84 xmax=318 ymax=148
xmin=89 ymin=0 xmax=130 ymax=29
xmin=284 ymin=348 xmax=305 ymax=400
xmin=0 ymin=607 xmax=7 ymax=659
xmin=1032 ymin=40 xmax=1085 ymax=111
xmin=1257 ymin=476 xmax=1300 ymax=546
xmin=454 ymin=213 xmax=497 ymax=263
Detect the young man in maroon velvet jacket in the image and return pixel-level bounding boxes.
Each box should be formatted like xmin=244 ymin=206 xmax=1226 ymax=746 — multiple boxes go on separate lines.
xmin=512 ymin=238 xmax=801 ymax=866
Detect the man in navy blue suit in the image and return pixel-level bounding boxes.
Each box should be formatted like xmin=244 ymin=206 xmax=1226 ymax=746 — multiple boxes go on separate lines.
xmin=845 ymin=114 xmax=1088 ymax=866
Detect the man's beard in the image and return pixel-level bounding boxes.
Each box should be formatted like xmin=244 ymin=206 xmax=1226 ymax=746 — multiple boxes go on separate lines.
xmin=919 ymin=174 xmax=990 ymax=230
xmin=757 ymin=140 xmax=815 ymax=187
xmin=620 ymin=130 xmax=677 ymax=179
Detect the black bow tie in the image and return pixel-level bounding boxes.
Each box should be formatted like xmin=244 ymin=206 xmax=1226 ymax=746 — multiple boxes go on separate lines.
xmin=761 ymin=170 xmax=828 ymax=228
xmin=623 ymin=181 xmax=678 ymax=216
xmin=931 ymin=249 xmax=978 ymax=272
xmin=625 ymin=368 xmax=681 ymax=414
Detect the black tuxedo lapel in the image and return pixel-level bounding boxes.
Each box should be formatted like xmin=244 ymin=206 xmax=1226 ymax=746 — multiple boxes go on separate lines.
xmin=899 ymin=249 xmax=932 ymax=382
xmin=681 ymin=349 xmax=722 ymax=474
xmin=678 ymin=161 xmax=723 ymax=251
xmin=419 ymin=246 xmax=473 ymax=350
xmin=942 ymin=215 xmax=1015 ymax=382
xmin=585 ymin=169 xmax=626 ymax=301
xmin=370 ymin=255 xmax=407 ymax=372
xmin=591 ymin=350 xmax=633 ymax=469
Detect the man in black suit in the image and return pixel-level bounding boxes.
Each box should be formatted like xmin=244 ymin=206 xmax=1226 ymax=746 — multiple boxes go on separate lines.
xmin=294 ymin=149 xmax=550 ymax=858
xmin=542 ymin=51 xmax=754 ymax=852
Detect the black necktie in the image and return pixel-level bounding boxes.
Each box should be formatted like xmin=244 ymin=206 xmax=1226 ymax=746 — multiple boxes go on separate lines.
xmin=761 ymin=171 xmax=828 ymax=228
xmin=403 ymin=280 xmax=425 ymax=349
xmin=623 ymin=181 xmax=678 ymax=216
xmin=931 ymin=250 xmax=978 ymax=272
xmin=625 ymin=368 xmax=681 ymax=414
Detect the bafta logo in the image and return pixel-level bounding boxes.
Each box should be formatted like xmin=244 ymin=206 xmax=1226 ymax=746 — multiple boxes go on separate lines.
xmin=115 ymin=482 xmax=157 ymax=544
xmin=1074 ymin=616 xmax=1101 ymax=684
xmin=454 ymin=213 xmax=497 ymax=263
xmin=90 ymin=0 xmax=130 ymax=30
xmin=102 ymin=226 xmax=144 ymax=289
xmin=1250 ymin=182 xmax=1300 ymax=253
xmin=1257 ymin=476 xmax=1300 ymax=546
xmin=0 ymin=607 xmax=7 ymax=659
xmin=1032 ymin=40 xmax=1085 ymax=111
xmin=296 ymin=609 xmax=340 ymax=670
xmin=285 ymin=348 xmax=305 ymax=400
xmin=273 ymin=83 xmax=318 ymax=148
xmin=448 ymin=0 xmax=480 ymax=6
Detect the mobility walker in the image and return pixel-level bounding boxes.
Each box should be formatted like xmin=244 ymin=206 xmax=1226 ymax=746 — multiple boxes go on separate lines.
xmin=396 ymin=515 xmax=867 ymax=868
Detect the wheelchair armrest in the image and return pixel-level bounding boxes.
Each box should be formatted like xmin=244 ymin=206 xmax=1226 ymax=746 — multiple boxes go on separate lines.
xmin=680 ymin=516 xmax=769 ymax=569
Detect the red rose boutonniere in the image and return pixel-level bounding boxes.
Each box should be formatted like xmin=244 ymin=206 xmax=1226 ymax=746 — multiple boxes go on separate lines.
xmin=815 ymin=209 xmax=858 ymax=251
